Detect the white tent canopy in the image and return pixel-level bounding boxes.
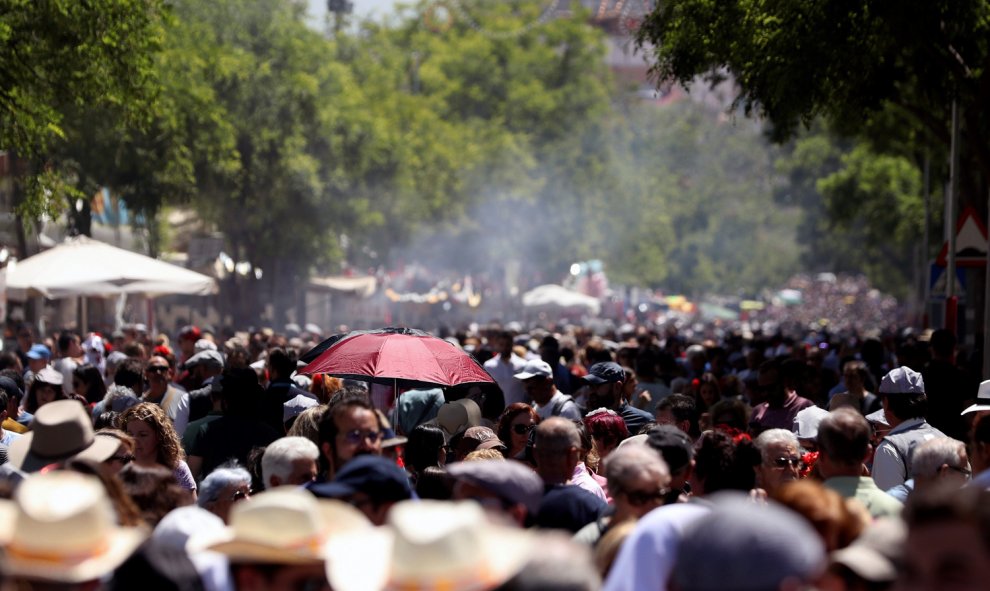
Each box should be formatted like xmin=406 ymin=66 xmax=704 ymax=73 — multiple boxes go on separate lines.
xmin=522 ymin=284 xmax=601 ymax=315
xmin=4 ymin=235 xmax=217 ymax=299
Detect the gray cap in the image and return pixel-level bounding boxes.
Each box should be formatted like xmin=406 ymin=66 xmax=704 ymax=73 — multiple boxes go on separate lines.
xmin=672 ymin=493 xmax=825 ymax=591
xmin=183 ymin=349 xmax=224 ymax=370
xmin=865 ymin=409 xmax=889 ymax=426
xmin=878 ymin=367 xmax=925 ymax=395
xmin=446 ymin=459 xmax=544 ymax=515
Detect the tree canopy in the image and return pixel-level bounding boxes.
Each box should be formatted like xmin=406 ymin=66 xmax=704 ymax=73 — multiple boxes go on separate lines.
xmin=3 ymin=0 xmax=930 ymax=324
xmin=0 ymin=0 xmax=167 ymax=157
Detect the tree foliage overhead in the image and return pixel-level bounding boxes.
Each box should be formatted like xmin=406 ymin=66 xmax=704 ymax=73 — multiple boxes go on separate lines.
xmin=638 ymin=0 xmax=985 ymax=136
xmin=636 ymin=0 xmax=987 ymax=299
xmin=0 ymin=0 xmax=168 ymax=157
xmin=7 ymin=0 xmax=932 ymax=324
xmin=637 ymin=0 xmax=990 ymax=200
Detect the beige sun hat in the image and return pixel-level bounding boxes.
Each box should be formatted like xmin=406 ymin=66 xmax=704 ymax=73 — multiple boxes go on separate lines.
xmin=436 ymin=399 xmax=482 ymax=439
xmin=329 ymin=500 xmax=534 ymax=591
xmin=188 ymin=486 xmax=371 ymax=566
xmin=0 ymin=471 xmax=148 ymax=583
xmin=8 ymin=399 xmax=119 ymax=472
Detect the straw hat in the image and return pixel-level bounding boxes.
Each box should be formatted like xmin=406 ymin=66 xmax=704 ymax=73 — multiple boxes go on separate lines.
xmin=188 ymin=487 xmax=371 ymax=566
xmin=0 ymin=471 xmax=147 ymax=583
xmin=436 ymin=399 xmax=482 ymax=439
xmin=332 ymin=500 xmax=534 ymax=591
xmin=8 ymin=399 xmax=118 ymax=472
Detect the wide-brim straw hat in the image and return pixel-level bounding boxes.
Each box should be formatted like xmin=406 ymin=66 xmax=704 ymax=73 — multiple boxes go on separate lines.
xmin=0 ymin=471 xmax=147 ymax=583
xmin=329 ymin=500 xmax=534 ymax=591
xmin=188 ymin=487 xmax=371 ymax=566
xmin=8 ymin=399 xmax=118 ymax=473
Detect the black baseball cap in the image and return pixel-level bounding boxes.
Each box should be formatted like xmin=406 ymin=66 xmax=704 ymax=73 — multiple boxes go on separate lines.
xmin=0 ymin=377 xmax=23 ymax=401
xmin=584 ymin=362 xmax=625 ymax=385
xmin=307 ymin=455 xmax=413 ymax=504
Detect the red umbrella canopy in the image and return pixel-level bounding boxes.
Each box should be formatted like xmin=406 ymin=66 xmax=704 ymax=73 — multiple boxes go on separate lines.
xmin=299 ymin=331 xmax=496 ymax=389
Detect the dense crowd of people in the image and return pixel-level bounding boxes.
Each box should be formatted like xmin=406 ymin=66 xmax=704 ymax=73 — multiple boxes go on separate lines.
xmin=0 ymin=319 xmax=985 ymax=591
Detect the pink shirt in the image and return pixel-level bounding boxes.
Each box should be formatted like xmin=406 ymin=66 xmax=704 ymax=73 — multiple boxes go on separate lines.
xmin=571 ymin=462 xmax=608 ymax=501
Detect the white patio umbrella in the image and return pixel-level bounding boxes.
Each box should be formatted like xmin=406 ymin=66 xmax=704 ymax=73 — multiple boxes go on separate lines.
xmin=4 ymin=235 xmax=216 ymax=299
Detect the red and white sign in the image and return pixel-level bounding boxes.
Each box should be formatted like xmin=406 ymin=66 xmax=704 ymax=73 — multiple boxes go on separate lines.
xmin=936 ymin=207 xmax=988 ymax=267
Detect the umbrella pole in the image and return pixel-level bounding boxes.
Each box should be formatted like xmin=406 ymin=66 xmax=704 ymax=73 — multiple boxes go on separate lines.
xmin=392 ymin=378 xmax=399 ymax=433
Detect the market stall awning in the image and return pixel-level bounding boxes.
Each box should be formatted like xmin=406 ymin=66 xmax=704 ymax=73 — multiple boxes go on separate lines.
xmin=308 ymin=275 xmax=377 ymax=298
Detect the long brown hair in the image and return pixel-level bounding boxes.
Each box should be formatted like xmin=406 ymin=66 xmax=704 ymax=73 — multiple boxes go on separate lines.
xmin=119 ymin=402 xmax=184 ymax=469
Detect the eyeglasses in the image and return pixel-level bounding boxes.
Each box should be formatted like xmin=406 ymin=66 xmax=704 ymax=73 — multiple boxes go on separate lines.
xmin=231 ymin=488 xmax=251 ymax=502
xmin=108 ymin=454 xmax=134 ymax=465
xmin=770 ymin=456 xmax=803 ymax=469
xmin=146 ymin=366 xmax=169 ymax=374
xmin=623 ymin=487 xmax=669 ymax=506
xmin=512 ymin=423 xmax=535 ymax=435
xmin=948 ymin=465 xmax=972 ymax=478
xmin=341 ymin=429 xmax=382 ymax=445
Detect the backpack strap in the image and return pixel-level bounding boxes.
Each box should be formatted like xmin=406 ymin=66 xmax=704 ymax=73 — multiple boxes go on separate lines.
xmin=551 ymin=394 xmax=574 ymax=416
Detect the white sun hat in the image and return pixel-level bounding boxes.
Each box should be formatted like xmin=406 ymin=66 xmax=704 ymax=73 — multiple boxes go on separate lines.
xmin=330 ymin=500 xmax=535 ymax=591
xmin=0 ymin=471 xmax=147 ymax=583
xmin=962 ymin=380 xmax=990 ymax=415
xmin=188 ymin=486 xmax=371 ymax=566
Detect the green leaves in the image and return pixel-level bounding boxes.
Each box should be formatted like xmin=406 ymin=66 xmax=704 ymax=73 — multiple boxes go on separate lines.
xmin=0 ymin=0 xmax=168 ymax=156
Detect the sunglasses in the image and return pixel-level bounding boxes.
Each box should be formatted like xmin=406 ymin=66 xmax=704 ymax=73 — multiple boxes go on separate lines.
xmin=512 ymin=423 xmax=535 ymax=435
xmin=770 ymin=456 xmax=802 ymax=469
xmin=624 ymin=487 xmax=669 ymax=506
xmin=231 ymin=488 xmax=251 ymax=502
xmin=341 ymin=429 xmax=382 ymax=445
xmin=108 ymin=454 xmax=134 ymax=465
xmin=146 ymin=366 xmax=169 ymax=374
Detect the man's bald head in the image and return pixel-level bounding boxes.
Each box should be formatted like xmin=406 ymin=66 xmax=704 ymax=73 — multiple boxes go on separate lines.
xmin=534 ymin=417 xmax=581 ymax=485
xmin=535 ymin=417 xmax=581 ymax=451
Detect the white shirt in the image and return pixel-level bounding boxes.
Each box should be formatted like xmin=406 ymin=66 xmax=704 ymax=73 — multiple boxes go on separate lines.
xmin=150 ymin=386 xmax=191 ymax=437
xmin=483 ymin=354 xmax=528 ymax=407
xmin=53 ymin=357 xmax=78 ymax=396
xmin=602 ymin=503 xmax=711 ymax=591
xmin=536 ymin=391 xmax=582 ymax=421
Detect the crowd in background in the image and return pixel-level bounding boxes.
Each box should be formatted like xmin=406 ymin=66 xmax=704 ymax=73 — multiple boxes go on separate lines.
xmin=0 ymin=318 xmax=985 ymax=591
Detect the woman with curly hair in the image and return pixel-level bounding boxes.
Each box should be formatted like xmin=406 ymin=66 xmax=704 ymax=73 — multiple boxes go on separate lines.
xmin=120 ymin=402 xmax=197 ymax=498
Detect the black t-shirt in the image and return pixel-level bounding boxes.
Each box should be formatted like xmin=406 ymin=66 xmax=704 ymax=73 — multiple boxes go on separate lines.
xmin=187 ymin=414 xmax=280 ymax=478
xmin=923 ymin=359 xmax=978 ymax=441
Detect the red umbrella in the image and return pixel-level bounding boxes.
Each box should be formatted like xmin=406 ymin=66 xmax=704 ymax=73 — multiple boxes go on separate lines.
xmin=298 ymin=329 xmax=496 ymax=389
